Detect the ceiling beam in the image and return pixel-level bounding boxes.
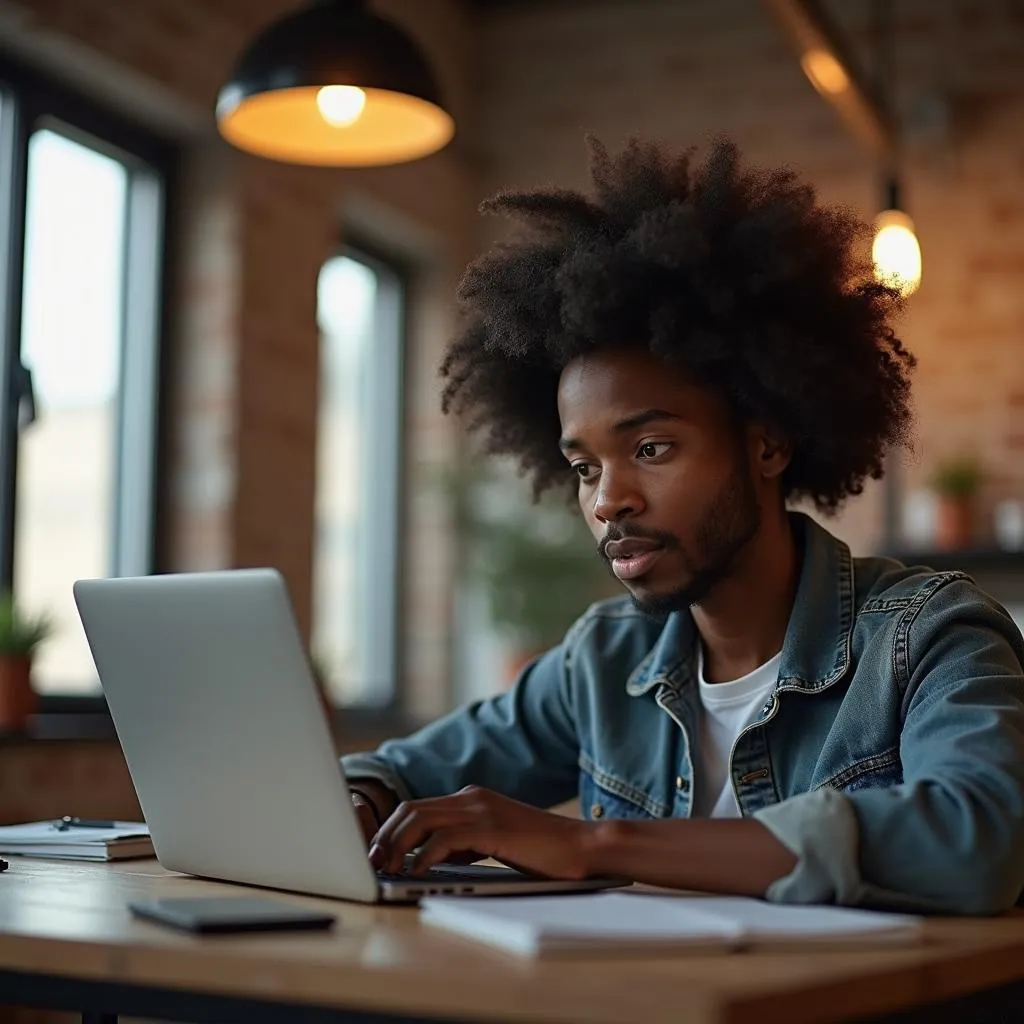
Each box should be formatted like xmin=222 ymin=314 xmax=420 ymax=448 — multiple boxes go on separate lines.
xmin=761 ymin=0 xmax=894 ymax=156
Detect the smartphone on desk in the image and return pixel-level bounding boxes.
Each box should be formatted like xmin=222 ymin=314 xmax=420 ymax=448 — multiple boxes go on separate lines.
xmin=128 ymin=896 xmax=337 ymax=935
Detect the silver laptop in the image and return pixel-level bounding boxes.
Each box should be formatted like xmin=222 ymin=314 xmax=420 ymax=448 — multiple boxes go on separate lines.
xmin=73 ymin=568 xmax=618 ymax=903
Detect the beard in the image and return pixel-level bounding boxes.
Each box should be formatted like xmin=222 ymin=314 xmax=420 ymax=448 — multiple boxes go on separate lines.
xmin=603 ymin=459 xmax=762 ymax=617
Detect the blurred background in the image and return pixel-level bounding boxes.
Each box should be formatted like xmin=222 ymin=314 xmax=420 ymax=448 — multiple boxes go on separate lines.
xmin=0 ymin=0 xmax=1021 ymax=825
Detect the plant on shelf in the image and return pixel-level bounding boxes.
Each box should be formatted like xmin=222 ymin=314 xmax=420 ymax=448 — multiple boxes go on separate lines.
xmin=0 ymin=593 xmax=53 ymax=733
xmin=927 ymin=454 xmax=984 ymax=551
xmin=448 ymin=459 xmax=617 ymax=682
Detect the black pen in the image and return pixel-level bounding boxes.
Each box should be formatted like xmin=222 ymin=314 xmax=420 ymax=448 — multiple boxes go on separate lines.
xmin=52 ymin=816 xmax=118 ymax=832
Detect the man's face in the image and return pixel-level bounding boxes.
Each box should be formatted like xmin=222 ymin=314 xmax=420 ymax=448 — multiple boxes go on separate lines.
xmin=557 ymin=349 xmax=763 ymax=615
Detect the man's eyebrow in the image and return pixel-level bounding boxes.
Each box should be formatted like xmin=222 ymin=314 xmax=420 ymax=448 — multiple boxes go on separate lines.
xmin=558 ymin=409 xmax=684 ymax=451
xmin=611 ymin=408 xmax=684 ymax=434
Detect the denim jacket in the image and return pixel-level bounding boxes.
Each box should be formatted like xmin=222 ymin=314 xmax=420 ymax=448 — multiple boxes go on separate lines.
xmin=343 ymin=514 xmax=1024 ymax=914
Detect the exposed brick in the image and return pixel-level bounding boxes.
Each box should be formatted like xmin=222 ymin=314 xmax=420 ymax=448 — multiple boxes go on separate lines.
xmin=969 ymin=252 xmax=1024 ymax=275
xmin=0 ymin=0 xmax=479 ymax=738
xmin=477 ymin=0 xmax=1024 ymax=554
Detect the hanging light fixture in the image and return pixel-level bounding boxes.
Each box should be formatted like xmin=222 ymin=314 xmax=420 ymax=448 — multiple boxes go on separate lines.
xmin=872 ymin=178 xmax=922 ymax=298
xmin=868 ymin=0 xmax=921 ymax=298
xmin=216 ymin=0 xmax=455 ymax=167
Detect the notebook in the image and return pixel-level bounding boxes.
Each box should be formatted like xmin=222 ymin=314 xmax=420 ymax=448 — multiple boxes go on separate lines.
xmin=420 ymin=892 xmax=923 ymax=957
xmin=0 ymin=821 xmax=153 ymax=861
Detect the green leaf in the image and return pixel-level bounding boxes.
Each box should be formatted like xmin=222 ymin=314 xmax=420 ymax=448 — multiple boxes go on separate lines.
xmin=0 ymin=592 xmax=54 ymax=654
xmin=446 ymin=459 xmax=617 ymax=649
xmin=928 ymin=456 xmax=984 ymax=499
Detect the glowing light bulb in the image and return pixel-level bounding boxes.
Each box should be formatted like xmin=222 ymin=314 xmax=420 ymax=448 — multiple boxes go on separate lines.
xmin=800 ymin=49 xmax=850 ymax=96
xmin=316 ymin=86 xmax=367 ymax=127
xmin=872 ymin=209 xmax=922 ymax=297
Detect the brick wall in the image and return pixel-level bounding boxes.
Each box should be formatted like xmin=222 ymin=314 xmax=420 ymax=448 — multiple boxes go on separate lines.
xmin=163 ymin=143 xmax=239 ymax=572
xmin=475 ymin=0 xmax=1024 ymax=554
xmin=0 ymin=0 xmax=483 ymax=718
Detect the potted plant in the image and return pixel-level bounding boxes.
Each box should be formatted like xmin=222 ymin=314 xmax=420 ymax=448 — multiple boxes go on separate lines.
xmin=0 ymin=593 xmax=53 ymax=733
xmin=450 ymin=461 xmax=616 ymax=683
xmin=928 ymin=455 xmax=984 ymax=551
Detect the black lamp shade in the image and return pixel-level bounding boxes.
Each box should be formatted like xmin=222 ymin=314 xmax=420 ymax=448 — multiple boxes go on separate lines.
xmin=216 ymin=0 xmax=454 ymax=167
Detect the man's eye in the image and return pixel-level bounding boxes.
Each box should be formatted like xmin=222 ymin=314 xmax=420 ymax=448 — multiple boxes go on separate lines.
xmin=638 ymin=442 xmax=671 ymax=459
xmin=573 ymin=462 xmax=595 ymax=481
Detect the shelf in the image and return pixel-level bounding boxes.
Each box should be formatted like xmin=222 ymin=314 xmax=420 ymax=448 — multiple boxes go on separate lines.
xmin=886 ymin=549 xmax=1024 ymax=574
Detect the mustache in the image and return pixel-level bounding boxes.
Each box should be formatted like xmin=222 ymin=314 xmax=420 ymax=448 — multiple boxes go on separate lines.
xmin=597 ymin=524 xmax=680 ymax=561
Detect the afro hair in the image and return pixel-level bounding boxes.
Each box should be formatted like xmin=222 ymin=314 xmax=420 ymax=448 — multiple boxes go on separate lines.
xmin=440 ymin=136 xmax=916 ymax=513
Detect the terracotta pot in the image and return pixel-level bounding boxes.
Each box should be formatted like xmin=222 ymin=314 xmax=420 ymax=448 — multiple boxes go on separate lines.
xmin=0 ymin=653 xmax=35 ymax=733
xmin=935 ymin=496 xmax=975 ymax=551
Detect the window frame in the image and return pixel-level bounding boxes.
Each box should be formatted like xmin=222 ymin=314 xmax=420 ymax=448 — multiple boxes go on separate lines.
xmin=0 ymin=54 xmax=178 ymax=715
xmin=313 ymin=238 xmax=409 ymax=714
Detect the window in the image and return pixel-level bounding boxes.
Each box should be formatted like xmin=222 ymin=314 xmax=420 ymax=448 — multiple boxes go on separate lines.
xmin=312 ymin=249 xmax=404 ymax=707
xmin=0 ymin=58 xmax=172 ymax=696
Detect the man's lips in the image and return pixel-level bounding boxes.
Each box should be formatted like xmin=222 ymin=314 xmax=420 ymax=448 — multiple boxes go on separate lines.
xmin=602 ymin=538 xmax=666 ymax=581
xmin=603 ymin=537 xmax=663 ymax=560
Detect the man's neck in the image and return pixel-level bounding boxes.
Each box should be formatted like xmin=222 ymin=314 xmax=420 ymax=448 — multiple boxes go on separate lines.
xmin=692 ymin=513 xmax=800 ymax=684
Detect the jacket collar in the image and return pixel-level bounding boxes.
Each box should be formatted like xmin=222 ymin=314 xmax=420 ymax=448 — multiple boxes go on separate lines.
xmin=626 ymin=513 xmax=854 ymax=697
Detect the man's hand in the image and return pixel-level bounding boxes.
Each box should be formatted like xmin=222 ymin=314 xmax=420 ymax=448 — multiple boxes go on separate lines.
xmin=359 ymin=783 xmax=797 ymax=896
xmin=368 ymin=786 xmax=596 ymax=879
xmin=349 ymin=779 xmax=401 ymax=848
xmin=352 ymin=794 xmax=380 ymax=847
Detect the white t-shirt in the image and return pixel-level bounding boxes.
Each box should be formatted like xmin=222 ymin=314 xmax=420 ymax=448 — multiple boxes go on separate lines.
xmin=690 ymin=646 xmax=782 ymax=819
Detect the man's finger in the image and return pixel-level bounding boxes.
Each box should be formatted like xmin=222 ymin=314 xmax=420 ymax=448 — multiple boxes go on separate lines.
xmin=410 ymin=828 xmax=493 ymax=874
xmin=371 ymin=793 xmax=462 ymax=848
xmin=352 ymin=799 xmax=378 ymax=848
xmin=382 ymin=808 xmax=477 ymax=873
xmin=370 ymin=799 xmax=412 ymax=853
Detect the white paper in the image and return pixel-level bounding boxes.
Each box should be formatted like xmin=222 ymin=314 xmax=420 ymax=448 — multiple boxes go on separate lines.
xmin=622 ymin=894 xmax=921 ymax=940
xmin=0 ymin=820 xmax=149 ymax=846
xmin=428 ymin=893 xmax=742 ymax=939
xmin=420 ymin=891 xmax=921 ymax=957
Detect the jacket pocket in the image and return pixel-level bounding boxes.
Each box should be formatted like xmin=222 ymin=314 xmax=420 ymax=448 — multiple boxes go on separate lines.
xmin=818 ymin=747 xmax=903 ymax=793
xmin=578 ymin=758 xmax=666 ymax=820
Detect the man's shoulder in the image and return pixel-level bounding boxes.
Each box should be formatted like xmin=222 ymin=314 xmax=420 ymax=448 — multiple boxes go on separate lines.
xmin=853 ymin=553 xmax=1017 ymax=637
xmin=853 ymin=553 xmax=972 ymax=610
xmin=847 ymin=554 xmax=1024 ymax=699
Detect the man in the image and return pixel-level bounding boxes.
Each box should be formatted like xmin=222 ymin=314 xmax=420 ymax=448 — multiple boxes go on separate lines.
xmin=342 ymin=137 xmax=1024 ymax=913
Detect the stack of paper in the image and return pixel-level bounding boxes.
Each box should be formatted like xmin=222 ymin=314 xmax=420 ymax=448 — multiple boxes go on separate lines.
xmin=420 ymin=892 xmax=922 ymax=957
xmin=0 ymin=821 xmax=153 ymax=861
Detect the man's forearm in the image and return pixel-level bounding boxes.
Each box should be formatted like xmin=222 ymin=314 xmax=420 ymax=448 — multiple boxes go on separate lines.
xmin=583 ymin=818 xmax=797 ymax=896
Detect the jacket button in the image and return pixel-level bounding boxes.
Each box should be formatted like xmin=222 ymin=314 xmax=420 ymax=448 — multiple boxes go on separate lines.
xmin=676 ymin=775 xmax=689 ymax=793
xmin=591 ymin=804 xmax=604 ymax=819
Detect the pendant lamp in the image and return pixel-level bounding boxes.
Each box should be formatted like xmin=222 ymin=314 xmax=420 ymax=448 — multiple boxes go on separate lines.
xmin=216 ymin=0 xmax=455 ymax=167
xmin=868 ymin=0 xmax=920 ymax=297
xmin=872 ymin=179 xmax=922 ymax=298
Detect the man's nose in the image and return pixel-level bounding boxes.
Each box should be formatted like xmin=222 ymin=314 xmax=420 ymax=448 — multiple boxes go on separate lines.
xmin=592 ymin=472 xmax=645 ymax=523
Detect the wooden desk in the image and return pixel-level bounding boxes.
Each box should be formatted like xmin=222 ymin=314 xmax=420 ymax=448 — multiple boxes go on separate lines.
xmin=2 ymin=859 xmax=1024 ymax=1024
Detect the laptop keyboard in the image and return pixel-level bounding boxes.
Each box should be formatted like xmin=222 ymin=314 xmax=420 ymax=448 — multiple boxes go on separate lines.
xmin=377 ymin=863 xmax=519 ymax=884
xmin=377 ymin=868 xmax=469 ymax=883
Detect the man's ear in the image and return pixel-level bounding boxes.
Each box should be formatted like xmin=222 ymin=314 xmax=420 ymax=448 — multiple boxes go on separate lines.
xmin=751 ymin=424 xmax=792 ymax=481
